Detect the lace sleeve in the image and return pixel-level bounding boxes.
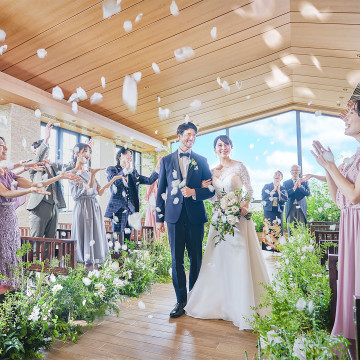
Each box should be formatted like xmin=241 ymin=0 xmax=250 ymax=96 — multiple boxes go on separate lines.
xmin=237 ymin=163 xmax=253 ymax=200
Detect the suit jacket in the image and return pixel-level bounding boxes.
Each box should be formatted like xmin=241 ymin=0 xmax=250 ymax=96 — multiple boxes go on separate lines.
xmin=26 ymin=142 xmax=66 ymax=210
xmin=155 ymin=150 xmax=215 ymax=224
xmin=104 ymin=165 xmax=158 ymax=220
xmin=283 ymin=178 xmax=311 ymax=219
xmin=261 ymin=182 xmax=288 ymax=213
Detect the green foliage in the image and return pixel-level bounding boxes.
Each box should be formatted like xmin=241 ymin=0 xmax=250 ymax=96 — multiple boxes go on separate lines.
xmin=307 ymin=180 xmax=340 ymax=222
xmin=248 ymin=225 xmax=349 ymax=359
xmin=251 ymin=210 xmax=264 ymax=232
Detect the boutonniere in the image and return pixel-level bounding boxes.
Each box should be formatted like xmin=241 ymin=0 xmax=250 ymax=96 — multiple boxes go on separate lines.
xmin=190 ymin=158 xmax=198 ymax=170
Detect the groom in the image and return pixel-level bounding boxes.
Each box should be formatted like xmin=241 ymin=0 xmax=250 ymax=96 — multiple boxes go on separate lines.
xmin=156 ymin=122 xmax=214 ymax=318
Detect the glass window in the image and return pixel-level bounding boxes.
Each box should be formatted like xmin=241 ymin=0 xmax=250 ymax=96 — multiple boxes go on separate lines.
xmin=300 ymin=111 xmax=358 ymax=175
xmin=229 ymin=111 xmax=298 ymax=200
xmin=62 ymin=131 xmax=78 ymax=167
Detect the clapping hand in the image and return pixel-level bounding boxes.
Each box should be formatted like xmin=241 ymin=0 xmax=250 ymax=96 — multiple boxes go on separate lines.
xmin=311 ymin=140 xmax=335 ymax=170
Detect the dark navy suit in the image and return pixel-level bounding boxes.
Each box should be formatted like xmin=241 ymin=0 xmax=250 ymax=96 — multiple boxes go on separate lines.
xmin=105 ymin=165 xmax=158 ymax=233
xmin=283 ymin=178 xmax=311 ymax=226
xmin=156 ymin=150 xmax=215 ymax=303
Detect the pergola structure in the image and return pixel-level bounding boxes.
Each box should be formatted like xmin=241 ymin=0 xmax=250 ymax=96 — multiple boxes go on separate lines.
xmin=0 ymin=0 xmax=359 ymax=151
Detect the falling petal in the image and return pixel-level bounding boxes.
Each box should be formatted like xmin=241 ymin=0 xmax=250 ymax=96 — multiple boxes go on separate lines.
xmin=0 ymin=29 xmax=6 ymax=42
xmin=246 ymin=95 xmax=251 ymax=100
xmin=102 ymin=0 xmax=121 ymax=19
xmin=189 ymin=99 xmax=201 ymax=111
xmin=235 ymin=81 xmax=242 ymax=90
xmin=22 ymin=138 xmax=27 ymax=149
xmin=34 ymin=109 xmax=41 ymax=119
xmin=0 ymin=45 xmax=8 ymax=56
xmin=113 ymin=215 xmax=119 ymax=223
xmin=132 ymin=72 xmax=142 ymax=83
xmin=221 ymin=80 xmax=230 ymax=93
xmin=123 ymin=20 xmax=132 ymax=32
xmin=346 ymin=70 xmax=360 ymax=87
xmin=122 ymin=190 xmax=126 ymax=197
xmin=67 ymin=93 xmax=79 ymax=103
xmin=112 ymin=184 xmax=117 ymax=194
xmin=300 ymin=2 xmax=327 ymax=21
xmin=135 ymin=13 xmax=143 ymax=23
xmin=262 ymin=27 xmax=283 ymax=49
xmin=249 ymin=144 xmax=254 ymax=149
xmin=72 ymin=101 xmax=78 ymax=114
xmin=124 ymin=228 xmax=131 ymax=234
xmin=52 ymin=86 xmax=64 ymax=100
xmin=251 ymin=0 xmax=275 ymax=18
xmin=336 ymin=100 xmax=341 ymax=106
xmin=152 ymin=62 xmax=160 ymax=74
xmin=161 ymin=193 xmax=167 ymax=201
xmin=148 ymin=314 xmax=153 ymax=319
xmin=155 ymin=130 xmax=158 ymax=134
xmin=281 ymin=54 xmax=300 ymax=66
xmin=184 ymin=114 xmax=189 ymax=123
xmin=157 ymin=96 xmax=161 ymax=103
xmin=314 ymin=110 xmax=322 ymax=117
xmin=307 ymin=100 xmax=312 ymax=106
xmin=265 ymin=65 xmax=290 ymax=88
xmin=76 ymin=87 xmax=87 ymax=101
xmin=122 ymin=75 xmax=138 ymax=112
xmin=170 ymin=0 xmax=179 ymax=16
xmin=295 ymin=87 xmax=315 ymax=98
xmin=174 ymin=46 xmax=195 ymax=62
xmin=171 ymin=187 xmax=178 ymax=195
xmin=37 ymin=48 xmax=47 ymax=59
xmin=178 ymin=179 xmax=186 ymax=189
xmin=158 ymin=214 xmax=164 ymax=219
xmin=173 ymin=197 xmax=179 ymax=205
xmin=210 ymin=26 xmax=217 ymax=40
xmin=311 ymin=55 xmax=322 ymax=71
xmin=158 ymin=107 xmax=171 ymax=120
xmin=101 ymin=76 xmax=106 ymax=89
xmin=138 ymin=300 xmax=146 ymax=309
xmin=90 ymin=92 xmax=103 ymax=104
xmin=128 ymin=212 xmax=142 ymax=230
xmin=156 ymin=207 xmax=161 ymax=212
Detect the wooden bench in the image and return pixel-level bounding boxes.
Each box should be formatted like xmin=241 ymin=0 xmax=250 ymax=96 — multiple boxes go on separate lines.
xmin=314 ymin=230 xmax=339 ymax=266
xmin=21 ymin=237 xmax=76 ymax=274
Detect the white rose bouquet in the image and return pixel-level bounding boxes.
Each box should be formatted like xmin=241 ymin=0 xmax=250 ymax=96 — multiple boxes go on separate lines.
xmin=212 ymin=188 xmax=252 ymax=246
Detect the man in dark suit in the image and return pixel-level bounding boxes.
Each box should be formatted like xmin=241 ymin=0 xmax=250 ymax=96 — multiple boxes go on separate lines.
xmin=105 ymin=147 xmax=159 ymax=239
xmin=27 ymin=122 xmax=66 ymax=238
xmin=156 ymin=122 xmax=215 ymax=318
xmin=283 ymin=164 xmax=311 ymax=233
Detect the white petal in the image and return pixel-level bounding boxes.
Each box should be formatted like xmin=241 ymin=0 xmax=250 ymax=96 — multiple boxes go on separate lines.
xmin=34 ymin=109 xmax=42 ymax=119
xmin=113 ymin=215 xmax=119 ymax=223
xmin=72 ymin=101 xmax=78 ymax=114
xmin=161 ymin=193 xmax=167 ymax=201
xmin=124 ymin=228 xmax=131 ymax=234
xmin=173 ymin=197 xmax=179 ymax=205
xmin=178 ymin=179 xmax=186 ymax=189
xmin=235 ymin=81 xmax=242 ymax=90
xmin=22 ymin=138 xmax=27 ymax=149
xmin=0 ymin=44 xmax=8 ymax=56
xmin=122 ymin=75 xmax=138 ymax=112
xmin=171 ymin=187 xmax=178 ymax=195
xmin=262 ymin=27 xmax=283 ymax=49
xmin=67 ymin=93 xmax=79 ymax=103
xmin=307 ymin=100 xmax=313 ymax=106
xmin=152 ymin=62 xmax=160 ymax=74
xmin=170 ymin=0 xmax=179 ymax=16
xmin=184 ymin=114 xmax=189 ymax=123
xmin=156 ymin=207 xmax=161 ymax=212
xmin=138 ymin=300 xmax=146 ymax=309
xmin=249 ymin=144 xmax=254 ymax=149
xmin=112 ymin=184 xmax=117 ymax=194
xmin=158 ymin=107 xmax=171 ymax=120
xmin=189 ymin=99 xmax=201 ymax=111
xmin=155 ymin=130 xmax=158 ymax=134
xmin=76 ymin=87 xmax=87 ymax=101
xmin=102 ymin=0 xmax=121 ymax=19
xmin=132 ymin=72 xmax=142 ymax=83
xmin=158 ymin=214 xmax=164 ymax=219
xmin=135 ymin=13 xmax=143 ymax=23
xmin=101 ymin=76 xmax=106 ymax=89
xmin=174 ymin=46 xmax=195 ymax=62
xmin=122 ymin=191 xmax=126 ymax=197
xmin=246 ymin=95 xmax=251 ymax=100
xmin=221 ymin=80 xmax=230 ymax=93
xmin=210 ymin=27 xmax=217 ymax=40
xmin=314 ymin=110 xmax=322 ymax=117
xmin=52 ymin=86 xmax=64 ymax=100
xmin=123 ymin=20 xmax=132 ymax=32
xmin=157 ymin=96 xmax=161 ymax=103
xmin=89 ymin=240 xmax=95 ymax=246
xmin=216 ymin=76 xmax=222 ymax=86
xmin=90 ymin=92 xmax=103 ymax=104
xmin=0 ymin=29 xmax=6 ymax=42
xmin=172 ymin=169 xmax=177 ymax=179
xmin=37 ymin=48 xmax=47 ymax=59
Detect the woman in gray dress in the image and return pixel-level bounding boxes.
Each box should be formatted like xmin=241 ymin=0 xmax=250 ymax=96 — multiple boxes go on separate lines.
xmin=70 ymin=143 xmax=122 ymax=265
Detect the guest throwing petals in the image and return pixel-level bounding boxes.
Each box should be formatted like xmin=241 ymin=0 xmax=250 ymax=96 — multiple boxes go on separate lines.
xmin=311 ymin=99 xmax=360 ymax=340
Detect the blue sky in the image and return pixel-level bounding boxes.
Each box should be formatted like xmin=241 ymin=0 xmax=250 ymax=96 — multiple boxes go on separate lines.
xmin=172 ymin=111 xmax=358 ymax=199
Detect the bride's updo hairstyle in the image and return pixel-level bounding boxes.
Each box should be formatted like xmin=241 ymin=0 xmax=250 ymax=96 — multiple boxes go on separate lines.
xmin=213 ymin=135 xmax=233 ymax=149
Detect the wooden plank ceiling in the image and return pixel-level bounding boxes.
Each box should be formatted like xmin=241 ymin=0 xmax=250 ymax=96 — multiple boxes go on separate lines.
xmin=0 ymin=0 xmax=359 ymax=148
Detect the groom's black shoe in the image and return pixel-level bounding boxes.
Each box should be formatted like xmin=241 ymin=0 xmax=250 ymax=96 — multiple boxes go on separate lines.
xmin=170 ymin=302 xmax=186 ymax=318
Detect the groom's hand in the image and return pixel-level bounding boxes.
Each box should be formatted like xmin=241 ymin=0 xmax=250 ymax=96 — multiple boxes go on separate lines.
xmin=156 ymin=222 xmax=165 ymax=233
xmin=181 ymin=187 xmax=195 ymax=198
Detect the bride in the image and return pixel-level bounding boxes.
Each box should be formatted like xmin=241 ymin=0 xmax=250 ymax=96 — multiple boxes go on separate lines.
xmin=184 ymin=135 xmax=269 ymax=329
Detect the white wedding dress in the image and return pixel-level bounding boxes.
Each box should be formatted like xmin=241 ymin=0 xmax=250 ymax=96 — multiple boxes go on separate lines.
xmin=184 ymin=162 xmax=270 ymax=329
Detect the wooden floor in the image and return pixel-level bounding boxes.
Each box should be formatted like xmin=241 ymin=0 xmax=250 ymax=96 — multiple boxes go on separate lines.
xmin=45 ymin=251 xmax=279 ymax=360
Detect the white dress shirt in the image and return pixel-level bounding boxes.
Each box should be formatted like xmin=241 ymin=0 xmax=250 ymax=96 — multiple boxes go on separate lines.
xmin=178 ymin=148 xmax=191 ymax=179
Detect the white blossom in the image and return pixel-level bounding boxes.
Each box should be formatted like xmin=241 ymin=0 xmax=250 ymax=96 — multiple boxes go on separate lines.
xmin=82 ymin=277 xmax=92 ymax=286
xmin=296 ymin=297 xmax=306 ymax=311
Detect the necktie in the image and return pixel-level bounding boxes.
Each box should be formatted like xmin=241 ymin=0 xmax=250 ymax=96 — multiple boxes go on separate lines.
xmin=179 ymin=152 xmax=190 ymax=158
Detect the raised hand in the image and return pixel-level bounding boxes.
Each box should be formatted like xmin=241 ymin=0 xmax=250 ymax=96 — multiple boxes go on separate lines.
xmin=44 ymin=121 xmax=53 ymax=144
xmin=87 ymin=139 xmax=94 ymax=148
xmin=302 ymin=174 xmax=313 ymax=182
xmin=31 ymin=187 xmax=51 ymax=195
xmin=201 ymin=179 xmax=212 ymax=188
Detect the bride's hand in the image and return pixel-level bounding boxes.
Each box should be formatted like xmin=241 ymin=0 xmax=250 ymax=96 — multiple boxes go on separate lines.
xmin=201 ymin=179 xmax=212 ymax=188
xmin=240 ymin=207 xmax=249 ymax=216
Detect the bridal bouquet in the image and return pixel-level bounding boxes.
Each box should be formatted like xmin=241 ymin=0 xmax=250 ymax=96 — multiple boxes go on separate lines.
xmin=211 ymin=189 xmax=252 ymax=246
